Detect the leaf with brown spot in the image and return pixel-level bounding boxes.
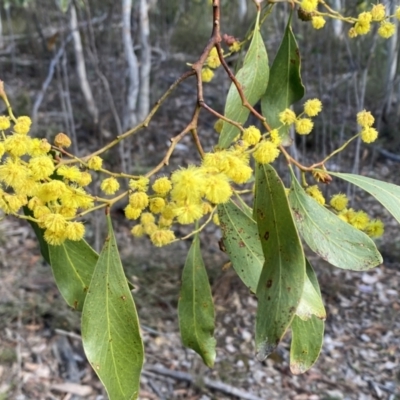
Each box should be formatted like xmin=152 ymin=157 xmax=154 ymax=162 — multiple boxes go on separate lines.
xmin=218 ymin=200 xmax=264 ymax=293
xmin=254 ymin=163 xmax=305 ymax=360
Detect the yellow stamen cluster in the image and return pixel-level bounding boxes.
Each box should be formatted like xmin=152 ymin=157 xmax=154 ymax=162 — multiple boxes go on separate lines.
xmin=338 ymin=207 xmax=384 ymax=238
xmin=357 ymin=110 xmax=378 ymax=143
xmin=300 ymin=0 xmax=318 ymax=13
xmin=348 ymin=4 xmax=396 ymax=39
xmin=306 ymin=185 xmax=325 ymax=205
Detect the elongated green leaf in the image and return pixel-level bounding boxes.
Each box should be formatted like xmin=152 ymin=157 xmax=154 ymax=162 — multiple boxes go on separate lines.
xmin=290 ymin=315 xmax=324 ymax=375
xmin=288 ymin=169 xmax=382 ymax=271
xmin=261 ymin=14 xmax=304 ymax=144
xmin=178 ymin=234 xmax=216 ymax=367
xmin=218 ymin=201 xmax=263 ymax=293
xmin=296 ymin=260 xmax=325 ymax=320
xmin=81 ymin=216 xmax=143 ymax=400
xmin=49 ymin=240 xmax=98 ymax=311
xmin=218 ymin=16 xmax=269 ymax=149
xmin=329 ymin=172 xmax=400 ymax=224
xmin=254 ymin=163 xmax=305 ymax=360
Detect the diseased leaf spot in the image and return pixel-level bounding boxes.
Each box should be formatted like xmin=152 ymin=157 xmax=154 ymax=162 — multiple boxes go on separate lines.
xmin=264 ymin=231 xmax=269 ymax=241
xmin=239 ymin=240 xmax=245 ymax=247
xmin=266 ymin=279 xmax=272 ymax=288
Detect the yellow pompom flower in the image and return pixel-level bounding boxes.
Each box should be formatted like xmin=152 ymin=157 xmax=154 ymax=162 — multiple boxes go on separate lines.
xmin=330 ymin=193 xmax=348 ymax=211
xmin=0 ymin=116 xmax=10 ymax=130
xmin=206 ymin=47 xmax=221 ymax=69
xmin=396 ymin=6 xmax=400 ymax=20
xmin=203 ymin=173 xmax=232 ymax=204
xmin=229 ymin=41 xmax=241 ymax=53
xmin=171 ymin=166 xmax=205 ymax=203
xmin=29 ymin=156 xmax=55 ymax=181
xmin=0 ymin=158 xmax=29 ymax=188
xmin=78 ymin=171 xmax=92 ymax=187
xmin=1 ymin=193 xmax=27 ymax=214
xmin=129 ymin=176 xmax=149 ymax=192
xmin=161 ymin=203 xmax=176 ymax=220
xmin=202 ymin=151 xmax=230 ymax=173
xmin=87 ymin=156 xmax=103 ymax=171
xmin=279 ymin=108 xmax=297 ymax=125
xmin=54 ymin=133 xmax=72 ymax=148
xmin=149 ymin=197 xmax=165 ymax=214
xmin=150 ymin=229 xmax=175 ymax=247
xmin=338 ymin=208 xmax=355 ymax=224
xmin=58 ymin=205 xmax=77 ymax=218
xmin=124 ymin=205 xmax=142 ymax=220
xmin=129 ymin=192 xmax=149 ymax=210
xmin=152 ymin=177 xmax=172 ymax=196
xmin=270 ymin=129 xmax=281 ymax=145
xmin=44 ymin=229 xmax=66 ymax=245
xmin=62 ymin=187 xmax=93 ymax=210
xmin=300 ymin=0 xmax=318 ymax=12
xmin=348 ymin=27 xmax=358 ymax=38
xmin=306 ymin=185 xmax=325 ymax=205
xmin=228 ymin=162 xmax=252 ymax=184
xmin=304 ymin=99 xmax=323 ymax=117
xmin=37 ymin=180 xmax=67 ymax=203
xmin=33 ymin=205 xmax=51 ymax=219
xmin=57 ymin=165 xmax=82 ymax=182
xmin=355 ymin=12 xmax=372 ymax=35
xmin=0 ymin=143 xmax=5 ymax=159
xmin=202 ymin=68 xmax=214 ymax=83
xmin=357 ymin=110 xmax=375 ymax=127
xmin=101 ymin=177 xmax=120 ymax=195
xmin=13 ymin=123 xmax=30 ymax=135
xmin=361 ymin=127 xmax=378 ymax=143
xmin=365 ymin=219 xmax=384 ymax=238
xmin=295 ymin=118 xmax=314 ymax=135
xmin=312 ymin=16 xmax=326 ymax=30
xmin=242 ymin=126 xmax=261 ymax=145
xmin=65 ymin=221 xmax=85 ymax=241
xmin=13 ymin=116 xmax=31 ymax=135
xmin=144 ymin=222 xmax=157 ymax=235
xmin=253 ymin=141 xmax=280 ymax=164
xmin=4 ymin=134 xmax=30 ymax=157
xmin=131 ymin=224 xmax=145 ymax=237
xmin=349 ymin=210 xmax=369 ymax=230
xmin=141 ymin=212 xmax=155 ymax=225
xmin=378 ymin=21 xmax=395 ymax=39
xmin=41 ymin=213 xmax=67 ymax=232
xmin=174 ymin=202 xmax=204 ymax=224
xmin=28 ymin=138 xmax=51 ymax=157
xmin=371 ymin=4 xmax=386 ymax=21
xmin=16 ymin=116 xmax=32 ymax=126
xmin=159 ymin=216 xmax=173 ymax=228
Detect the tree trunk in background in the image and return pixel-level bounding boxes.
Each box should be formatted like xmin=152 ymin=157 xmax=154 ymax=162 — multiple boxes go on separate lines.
xmin=138 ymin=0 xmax=151 ymax=123
xmin=237 ymin=0 xmax=247 ymax=22
xmin=332 ymin=0 xmax=343 ymax=38
xmin=383 ymin=0 xmax=398 ymax=118
xmin=122 ymin=0 xmax=139 ymax=131
xmin=70 ymin=5 xmax=99 ymax=124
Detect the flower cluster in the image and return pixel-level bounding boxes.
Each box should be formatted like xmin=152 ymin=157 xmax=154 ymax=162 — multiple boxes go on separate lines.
xmin=349 ymin=4 xmax=398 ymax=39
xmin=279 ymin=98 xmax=323 ymax=136
xmin=0 ymin=116 xmax=94 ymax=245
xmin=357 ymin=110 xmax=378 ymax=143
xmin=301 ymin=1 xmax=399 ymax=39
xmin=128 ymin=146 xmax=256 ymax=246
xmin=202 ymin=47 xmax=222 ymax=83
xmin=330 ymin=193 xmax=384 ymax=237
